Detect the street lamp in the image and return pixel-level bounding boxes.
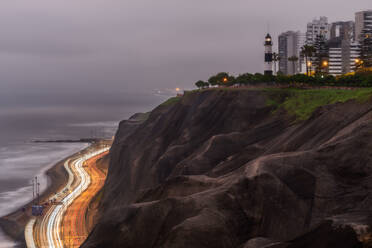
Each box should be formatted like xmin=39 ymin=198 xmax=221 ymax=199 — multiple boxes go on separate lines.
xmin=355 ymin=59 xmax=364 ymax=71
xmin=307 ymin=61 xmax=312 ymax=76
xmin=321 ymin=60 xmax=329 ymax=75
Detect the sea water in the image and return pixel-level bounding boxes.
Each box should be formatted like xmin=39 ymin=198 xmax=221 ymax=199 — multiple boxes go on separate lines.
xmin=0 ymin=90 xmax=165 ymax=246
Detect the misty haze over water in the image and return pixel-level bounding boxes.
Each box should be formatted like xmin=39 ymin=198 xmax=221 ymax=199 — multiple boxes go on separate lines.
xmin=0 ymin=90 xmax=165 ymax=246
xmin=0 ymin=90 xmax=166 ymax=145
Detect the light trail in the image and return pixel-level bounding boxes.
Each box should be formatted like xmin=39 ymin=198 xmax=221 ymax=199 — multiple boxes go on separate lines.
xmin=25 ymin=218 xmax=36 ymax=248
xmin=61 ymin=151 xmax=107 ymax=247
xmin=25 ymin=147 xmax=110 ymax=248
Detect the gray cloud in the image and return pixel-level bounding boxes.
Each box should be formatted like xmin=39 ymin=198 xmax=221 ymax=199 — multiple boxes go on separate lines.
xmin=0 ymin=0 xmax=371 ymax=94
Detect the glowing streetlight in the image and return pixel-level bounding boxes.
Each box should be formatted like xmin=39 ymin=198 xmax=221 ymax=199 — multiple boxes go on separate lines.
xmin=307 ymin=61 xmax=312 ymax=67
xmin=223 ymin=78 xmax=228 ymax=83
xmin=322 ymin=61 xmax=328 ymax=67
xmin=355 ymin=59 xmax=364 ymax=71
xmin=175 ymin=88 xmax=180 ymax=92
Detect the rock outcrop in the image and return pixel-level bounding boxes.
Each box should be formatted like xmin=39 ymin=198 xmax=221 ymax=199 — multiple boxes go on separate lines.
xmin=82 ymin=89 xmax=372 ymax=248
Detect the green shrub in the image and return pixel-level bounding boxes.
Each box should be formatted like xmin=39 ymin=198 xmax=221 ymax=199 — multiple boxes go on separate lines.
xmin=196 ymin=70 xmax=372 ymax=88
xmin=265 ymin=88 xmax=372 ymax=121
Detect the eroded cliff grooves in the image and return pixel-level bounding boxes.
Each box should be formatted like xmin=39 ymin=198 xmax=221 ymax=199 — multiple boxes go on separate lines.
xmin=82 ymin=89 xmax=372 ymax=248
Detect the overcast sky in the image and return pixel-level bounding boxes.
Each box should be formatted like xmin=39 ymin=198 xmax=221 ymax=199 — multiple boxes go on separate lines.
xmin=0 ymin=0 xmax=371 ymax=95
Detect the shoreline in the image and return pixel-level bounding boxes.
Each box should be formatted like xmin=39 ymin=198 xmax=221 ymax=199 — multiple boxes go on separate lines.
xmin=0 ymin=142 xmax=104 ymax=247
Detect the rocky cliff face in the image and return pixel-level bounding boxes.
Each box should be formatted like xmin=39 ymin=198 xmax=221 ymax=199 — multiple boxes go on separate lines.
xmin=82 ymin=89 xmax=372 ymax=248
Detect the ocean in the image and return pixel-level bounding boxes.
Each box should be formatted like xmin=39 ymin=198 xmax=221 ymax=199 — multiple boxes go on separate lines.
xmin=0 ymin=90 xmax=166 ymax=247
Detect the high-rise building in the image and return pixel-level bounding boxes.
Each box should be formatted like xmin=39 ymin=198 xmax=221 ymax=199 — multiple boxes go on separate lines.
xmin=297 ymin=33 xmax=307 ymax=73
xmin=264 ymin=33 xmax=273 ymax=76
xmin=321 ymin=42 xmax=360 ymax=76
xmin=328 ymin=40 xmax=343 ymax=75
xmin=278 ymin=31 xmax=304 ymax=75
xmin=356 ymin=11 xmax=372 ymax=68
xmin=349 ymin=42 xmax=361 ymax=72
xmin=355 ymin=10 xmax=372 ymax=41
xmin=278 ymin=34 xmax=288 ymax=74
xmin=327 ymin=21 xmax=357 ymax=75
xmin=330 ymin=21 xmax=355 ymax=42
xmin=306 ymin=16 xmax=331 ymax=45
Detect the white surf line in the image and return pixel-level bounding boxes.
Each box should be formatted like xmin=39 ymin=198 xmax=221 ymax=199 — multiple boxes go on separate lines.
xmin=25 ymin=218 xmax=37 ymax=248
xmin=47 ymin=148 xmax=109 ymax=248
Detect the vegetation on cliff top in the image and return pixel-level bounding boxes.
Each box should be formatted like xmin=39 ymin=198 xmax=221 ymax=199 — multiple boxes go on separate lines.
xmin=161 ymin=87 xmax=372 ymax=122
xmin=194 ymin=71 xmax=372 ymax=89
xmin=160 ymin=96 xmax=181 ymax=107
xmin=265 ymin=88 xmax=372 ymax=121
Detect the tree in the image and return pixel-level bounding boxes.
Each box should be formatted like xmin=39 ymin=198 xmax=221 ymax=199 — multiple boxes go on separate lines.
xmin=358 ymin=28 xmax=372 ymax=70
xmin=208 ymin=72 xmax=234 ymax=86
xmin=236 ymin=73 xmax=253 ymax=85
xmin=251 ymin=73 xmax=274 ymax=83
xmin=195 ymin=80 xmax=205 ymax=89
xmin=288 ymin=56 xmax=299 ymax=75
xmin=252 ymin=73 xmax=264 ymax=83
xmin=313 ymin=35 xmax=329 ymax=74
xmin=301 ymin=45 xmax=316 ymax=76
xmin=207 ymin=75 xmax=218 ymax=87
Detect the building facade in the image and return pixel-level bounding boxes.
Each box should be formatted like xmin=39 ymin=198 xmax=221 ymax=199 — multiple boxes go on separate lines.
xmin=278 ymin=31 xmax=304 ymax=75
xmin=349 ymin=42 xmax=361 ymax=72
xmin=355 ymin=10 xmax=372 ymax=41
xmin=327 ymin=21 xmax=357 ymax=75
xmin=330 ymin=21 xmax=355 ymax=41
xmin=306 ymin=16 xmax=331 ymax=45
xmin=328 ymin=40 xmax=343 ymax=75
xmin=297 ymin=32 xmax=307 ymax=73
xmin=328 ymin=41 xmax=360 ymax=75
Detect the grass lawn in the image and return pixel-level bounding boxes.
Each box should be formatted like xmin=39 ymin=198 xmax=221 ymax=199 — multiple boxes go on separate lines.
xmin=264 ymin=88 xmax=372 ymax=121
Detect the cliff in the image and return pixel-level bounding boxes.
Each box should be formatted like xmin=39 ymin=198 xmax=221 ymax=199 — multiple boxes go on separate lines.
xmin=82 ymin=88 xmax=372 ymax=248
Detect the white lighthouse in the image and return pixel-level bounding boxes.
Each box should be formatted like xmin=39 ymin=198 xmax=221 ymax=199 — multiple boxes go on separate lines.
xmin=264 ymin=33 xmax=273 ymax=76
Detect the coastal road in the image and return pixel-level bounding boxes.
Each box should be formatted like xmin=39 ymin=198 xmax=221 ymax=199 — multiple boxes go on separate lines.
xmin=61 ymin=153 xmax=107 ymax=247
xmin=25 ymin=147 xmax=109 ymax=248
